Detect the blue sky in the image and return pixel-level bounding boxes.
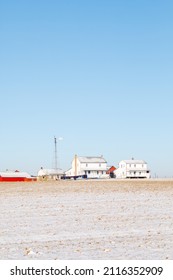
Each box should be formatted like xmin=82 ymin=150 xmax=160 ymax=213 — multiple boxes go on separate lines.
xmin=0 ymin=0 xmax=173 ymax=177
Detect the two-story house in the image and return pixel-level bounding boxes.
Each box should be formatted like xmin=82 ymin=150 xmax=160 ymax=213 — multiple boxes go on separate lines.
xmin=115 ymin=159 xmax=150 ymax=179
xmin=65 ymin=155 xmax=108 ymax=179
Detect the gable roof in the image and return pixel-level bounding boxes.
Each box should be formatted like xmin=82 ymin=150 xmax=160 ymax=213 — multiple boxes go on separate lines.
xmin=0 ymin=171 xmax=32 ymax=178
xmin=78 ymin=156 xmax=107 ymax=163
xmin=106 ymin=166 xmax=116 ymax=174
xmin=121 ymin=160 xmax=147 ymax=164
xmin=38 ymin=168 xmax=64 ymax=176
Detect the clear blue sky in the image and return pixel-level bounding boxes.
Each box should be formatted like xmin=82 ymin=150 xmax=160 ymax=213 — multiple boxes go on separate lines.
xmin=0 ymin=0 xmax=173 ymax=177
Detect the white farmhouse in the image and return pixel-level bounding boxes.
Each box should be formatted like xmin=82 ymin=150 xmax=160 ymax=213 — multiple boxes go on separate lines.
xmin=115 ymin=159 xmax=150 ymax=179
xmin=65 ymin=155 xmax=108 ymax=179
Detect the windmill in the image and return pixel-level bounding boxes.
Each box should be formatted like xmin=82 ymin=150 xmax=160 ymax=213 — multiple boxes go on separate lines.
xmin=54 ymin=136 xmax=63 ymax=170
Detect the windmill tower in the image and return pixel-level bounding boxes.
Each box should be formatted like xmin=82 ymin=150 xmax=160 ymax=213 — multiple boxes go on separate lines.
xmin=54 ymin=136 xmax=63 ymax=171
xmin=54 ymin=136 xmax=58 ymax=170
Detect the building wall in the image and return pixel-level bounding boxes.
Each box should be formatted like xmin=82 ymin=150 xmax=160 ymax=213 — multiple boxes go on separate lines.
xmin=70 ymin=156 xmax=108 ymax=178
xmin=115 ymin=160 xmax=150 ymax=179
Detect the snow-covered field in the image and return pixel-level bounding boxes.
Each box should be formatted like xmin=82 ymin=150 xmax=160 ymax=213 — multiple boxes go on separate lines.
xmin=0 ymin=179 xmax=172 ymax=259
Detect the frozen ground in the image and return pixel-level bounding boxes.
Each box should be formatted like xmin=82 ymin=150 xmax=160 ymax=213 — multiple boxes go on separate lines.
xmin=0 ymin=179 xmax=173 ymax=259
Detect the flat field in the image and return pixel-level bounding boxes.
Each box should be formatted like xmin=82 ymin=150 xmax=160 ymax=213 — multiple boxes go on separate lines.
xmin=0 ymin=179 xmax=172 ymax=259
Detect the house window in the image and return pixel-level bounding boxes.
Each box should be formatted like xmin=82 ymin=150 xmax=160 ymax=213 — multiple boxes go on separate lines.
xmin=134 ymin=164 xmax=136 ymax=167
xmin=88 ymin=171 xmax=90 ymax=174
xmin=86 ymin=163 xmax=88 ymax=167
xmin=97 ymin=171 xmax=99 ymax=174
xmin=99 ymin=163 xmax=101 ymax=167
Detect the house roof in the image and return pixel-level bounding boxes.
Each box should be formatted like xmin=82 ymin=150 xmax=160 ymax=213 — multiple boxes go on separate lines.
xmin=78 ymin=156 xmax=107 ymax=163
xmin=121 ymin=160 xmax=147 ymax=164
xmin=106 ymin=166 xmax=116 ymax=174
xmin=0 ymin=171 xmax=33 ymax=178
xmin=38 ymin=168 xmax=64 ymax=176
